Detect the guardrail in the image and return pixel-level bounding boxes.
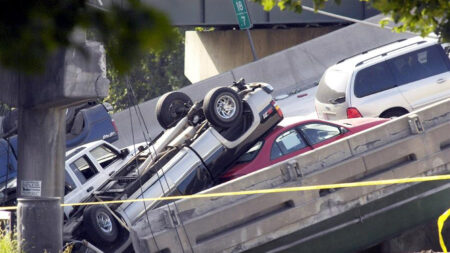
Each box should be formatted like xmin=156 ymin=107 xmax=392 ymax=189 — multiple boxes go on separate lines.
xmin=131 ymin=98 xmax=450 ymax=253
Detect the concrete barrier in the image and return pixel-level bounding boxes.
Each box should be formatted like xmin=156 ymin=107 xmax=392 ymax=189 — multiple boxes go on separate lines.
xmin=131 ymin=98 xmax=450 ymax=253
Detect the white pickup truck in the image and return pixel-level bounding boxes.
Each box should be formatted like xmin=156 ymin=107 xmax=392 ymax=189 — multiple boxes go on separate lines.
xmin=63 ymin=80 xmax=284 ymax=252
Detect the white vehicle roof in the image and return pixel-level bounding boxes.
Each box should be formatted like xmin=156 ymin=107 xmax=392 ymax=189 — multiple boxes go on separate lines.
xmin=65 ymin=140 xmax=108 ymax=160
xmin=332 ymin=36 xmax=438 ymax=70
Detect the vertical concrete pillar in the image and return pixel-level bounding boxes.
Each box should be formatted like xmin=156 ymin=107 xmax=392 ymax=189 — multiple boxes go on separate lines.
xmin=0 ymin=38 xmax=108 ymax=252
xmin=17 ymin=107 xmax=65 ymax=252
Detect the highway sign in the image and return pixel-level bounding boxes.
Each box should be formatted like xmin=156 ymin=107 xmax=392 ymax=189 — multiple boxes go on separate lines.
xmin=232 ymin=0 xmax=253 ymax=30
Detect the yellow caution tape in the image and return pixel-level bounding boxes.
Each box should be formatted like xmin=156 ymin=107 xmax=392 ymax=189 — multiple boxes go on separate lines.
xmin=0 ymin=174 xmax=448 ymax=211
xmin=438 ymin=208 xmax=449 ymax=253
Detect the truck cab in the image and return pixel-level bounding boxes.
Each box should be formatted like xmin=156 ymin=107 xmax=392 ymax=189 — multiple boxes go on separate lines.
xmin=64 ymin=140 xmax=134 ymax=216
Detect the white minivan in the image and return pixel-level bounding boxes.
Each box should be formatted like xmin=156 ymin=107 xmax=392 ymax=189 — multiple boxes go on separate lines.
xmin=315 ymin=36 xmax=450 ymax=119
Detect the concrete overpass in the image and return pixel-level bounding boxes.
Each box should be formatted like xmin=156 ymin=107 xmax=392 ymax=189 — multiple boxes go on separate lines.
xmin=91 ymin=0 xmax=380 ymax=82
xmin=95 ymin=0 xmax=378 ymax=27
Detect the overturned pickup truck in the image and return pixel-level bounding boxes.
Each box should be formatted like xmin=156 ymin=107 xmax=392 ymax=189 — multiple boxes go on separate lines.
xmin=63 ymin=80 xmax=283 ymax=251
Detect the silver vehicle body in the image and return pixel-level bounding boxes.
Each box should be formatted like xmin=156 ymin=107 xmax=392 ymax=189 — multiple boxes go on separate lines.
xmin=117 ymin=84 xmax=274 ymax=226
xmin=315 ymin=36 xmax=450 ymax=120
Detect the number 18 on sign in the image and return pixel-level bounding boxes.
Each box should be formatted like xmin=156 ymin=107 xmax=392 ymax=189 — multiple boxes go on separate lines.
xmin=232 ymin=0 xmax=253 ymax=30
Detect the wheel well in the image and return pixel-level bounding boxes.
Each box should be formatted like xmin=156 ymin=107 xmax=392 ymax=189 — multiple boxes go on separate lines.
xmin=379 ymin=107 xmax=409 ymax=118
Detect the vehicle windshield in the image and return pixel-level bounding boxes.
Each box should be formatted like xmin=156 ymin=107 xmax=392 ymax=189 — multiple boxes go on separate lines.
xmin=236 ymin=141 xmax=264 ymax=163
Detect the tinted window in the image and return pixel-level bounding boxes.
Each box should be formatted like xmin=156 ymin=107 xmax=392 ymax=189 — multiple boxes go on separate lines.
xmin=270 ymin=129 xmax=307 ymax=160
xmin=90 ymin=145 xmax=118 ymax=168
xmin=354 ymin=61 xmax=396 ymax=98
xmin=236 ymin=141 xmax=264 ymax=163
xmin=69 ymin=156 xmax=98 ymax=184
xmin=177 ymin=165 xmax=212 ymax=195
xmin=316 ymin=68 xmax=350 ymax=103
xmin=299 ymin=123 xmax=341 ymax=145
xmin=270 ymin=143 xmax=283 ymax=160
xmin=64 ymin=170 xmax=77 ymax=195
xmin=387 ymin=45 xmax=450 ymax=86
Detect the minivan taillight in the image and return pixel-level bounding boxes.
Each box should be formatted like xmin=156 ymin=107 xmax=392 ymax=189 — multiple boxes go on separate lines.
xmin=271 ymin=100 xmax=283 ymax=118
xmin=347 ymin=107 xmax=362 ymax=118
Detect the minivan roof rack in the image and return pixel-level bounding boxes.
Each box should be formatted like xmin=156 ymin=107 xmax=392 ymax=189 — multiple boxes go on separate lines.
xmin=336 ymin=38 xmax=408 ymax=64
xmin=355 ymin=40 xmax=427 ymax=67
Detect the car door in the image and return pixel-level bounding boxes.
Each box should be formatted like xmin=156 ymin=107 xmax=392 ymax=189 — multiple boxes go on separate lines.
xmin=269 ymin=128 xmax=312 ymax=165
xmin=297 ymin=122 xmax=347 ymax=149
xmin=386 ymin=44 xmax=450 ymax=110
xmin=350 ymin=61 xmax=409 ymax=117
xmin=88 ymin=143 xmax=122 ymax=177
xmin=63 ymin=166 xmax=82 ymax=216
xmin=66 ymin=155 xmax=107 ymax=203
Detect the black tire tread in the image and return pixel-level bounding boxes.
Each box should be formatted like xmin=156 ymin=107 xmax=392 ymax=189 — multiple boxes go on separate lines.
xmin=380 ymin=108 xmax=408 ymax=118
xmin=83 ymin=206 xmax=119 ymax=245
xmin=203 ymin=87 xmax=242 ymax=128
xmin=156 ymin=91 xmax=192 ymax=129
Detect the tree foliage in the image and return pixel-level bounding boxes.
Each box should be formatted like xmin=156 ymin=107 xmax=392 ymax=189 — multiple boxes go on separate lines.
xmin=0 ymin=0 xmax=176 ymax=74
xmin=105 ymin=29 xmax=190 ymax=112
xmin=251 ymin=0 xmax=450 ymax=42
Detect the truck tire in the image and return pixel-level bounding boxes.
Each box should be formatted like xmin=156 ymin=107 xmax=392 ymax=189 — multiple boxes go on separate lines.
xmin=83 ymin=206 xmax=119 ymax=244
xmin=203 ymin=87 xmax=242 ymax=128
xmin=156 ymin=91 xmax=192 ymax=129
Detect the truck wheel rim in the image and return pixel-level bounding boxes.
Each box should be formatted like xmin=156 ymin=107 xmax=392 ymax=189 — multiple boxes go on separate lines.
xmin=215 ymin=94 xmax=236 ymax=120
xmin=96 ymin=212 xmax=113 ymax=234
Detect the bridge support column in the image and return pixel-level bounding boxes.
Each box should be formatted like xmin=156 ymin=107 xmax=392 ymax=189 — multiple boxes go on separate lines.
xmin=0 ymin=33 xmax=109 ymax=252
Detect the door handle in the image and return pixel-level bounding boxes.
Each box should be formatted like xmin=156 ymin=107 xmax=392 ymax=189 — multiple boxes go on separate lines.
xmin=86 ymin=186 xmax=94 ymax=192
xmin=109 ymin=171 xmax=115 ymax=176
xmin=437 ymin=78 xmax=446 ymax=84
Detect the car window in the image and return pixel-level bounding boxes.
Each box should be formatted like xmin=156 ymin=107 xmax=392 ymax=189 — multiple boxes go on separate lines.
xmin=316 ymin=68 xmax=350 ymax=104
xmin=236 ymin=141 xmax=264 ymax=163
xmin=270 ymin=129 xmax=307 ymax=160
xmin=90 ymin=144 xmax=118 ymax=169
xmin=64 ymin=170 xmax=77 ymax=195
xmin=354 ymin=61 xmax=396 ymax=98
xmin=69 ymin=156 xmax=98 ymax=184
xmin=298 ymin=123 xmax=341 ymax=145
xmin=177 ymin=165 xmax=212 ymax=195
xmin=386 ymin=45 xmax=450 ymax=86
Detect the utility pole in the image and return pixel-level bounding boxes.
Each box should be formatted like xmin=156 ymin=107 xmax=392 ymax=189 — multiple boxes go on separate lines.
xmin=0 ymin=32 xmax=109 ymax=252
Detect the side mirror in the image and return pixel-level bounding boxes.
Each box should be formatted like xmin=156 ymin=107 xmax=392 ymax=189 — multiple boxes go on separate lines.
xmin=339 ymin=126 xmax=349 ymax=134
xmin=64 ymin=183 xmax=74 ymax=195
xmin=119 ymin=148 xmax=130 ymax=159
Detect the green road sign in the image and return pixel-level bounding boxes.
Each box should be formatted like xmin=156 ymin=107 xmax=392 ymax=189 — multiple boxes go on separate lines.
xmin=232 ymin=0 xmax=253 ymax=30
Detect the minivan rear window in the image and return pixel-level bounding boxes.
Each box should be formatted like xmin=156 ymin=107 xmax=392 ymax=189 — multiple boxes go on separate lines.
xmin=316 ymin=68 xmax=350 ymax=103
xmin=354 ymin=61 xmax=396 ymax=98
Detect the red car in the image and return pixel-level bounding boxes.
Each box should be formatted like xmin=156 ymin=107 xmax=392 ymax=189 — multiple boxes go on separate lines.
xmin=221 ymin=117 xmax=389 ymax=181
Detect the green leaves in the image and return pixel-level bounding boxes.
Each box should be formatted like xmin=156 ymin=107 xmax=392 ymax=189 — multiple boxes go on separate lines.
xmin=0 ymin=0 xmax=176 ymax=74
xmin=371 ymin=0 xmax=449 ymax=41
xmin=104 ymin=29 xmax=190 ymax=112
xmin=251 ymin=0 xmax=450 ymax=42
